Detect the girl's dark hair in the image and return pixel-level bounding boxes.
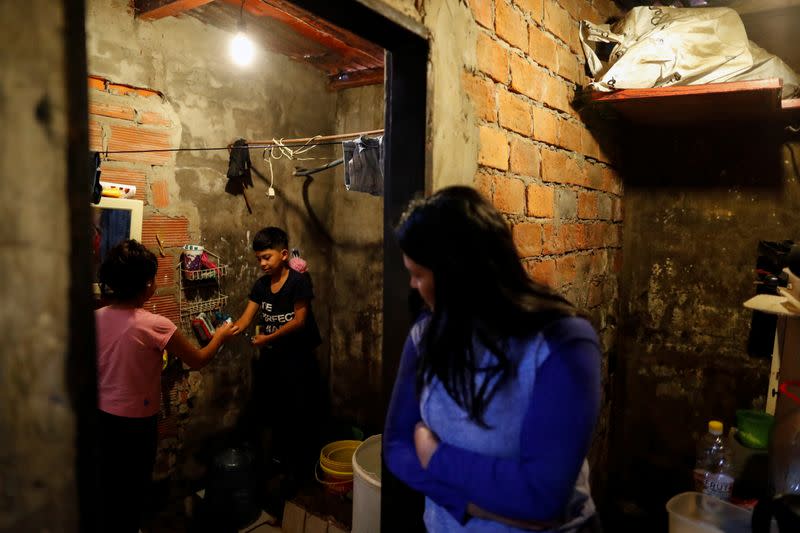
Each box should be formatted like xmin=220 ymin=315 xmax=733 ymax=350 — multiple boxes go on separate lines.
xmin=253 ymin=227 xmax=289 ymax=252
xmin=98 ymin=239 xmax=157 ymax=301
xmin=395 ymin=186 xmax=578 ymax=425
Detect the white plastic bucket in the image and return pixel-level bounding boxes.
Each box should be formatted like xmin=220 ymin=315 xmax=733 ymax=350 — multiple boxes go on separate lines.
xmin=666 ymin=492 xmax=753 ymax=533
xmin=352 ymin=434 xmax=382 ymax=533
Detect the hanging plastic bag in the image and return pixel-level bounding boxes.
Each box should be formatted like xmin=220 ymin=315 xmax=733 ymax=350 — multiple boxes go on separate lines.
xmin=580 ymin=6 xmax=799 ymax=98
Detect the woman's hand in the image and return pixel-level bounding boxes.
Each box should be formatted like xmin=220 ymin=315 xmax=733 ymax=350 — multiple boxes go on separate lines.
xmin=414 ymin=422 xmax=439 ymax=469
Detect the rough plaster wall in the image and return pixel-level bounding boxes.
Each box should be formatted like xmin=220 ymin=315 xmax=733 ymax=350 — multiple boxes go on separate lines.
xmin=0 ymin=2 xmax=78 ymax=531
xmin=329 ymin=85 xmax=386 ymax=432
xmin=616 ymin=126 xmax=800 ymax=520
xmin=86 ymin=0 xmax=339 ymax=473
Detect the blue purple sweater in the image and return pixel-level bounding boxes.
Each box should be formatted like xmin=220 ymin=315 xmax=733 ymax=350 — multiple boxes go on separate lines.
xmin=384 ymin=316 xmax=601 ymax=532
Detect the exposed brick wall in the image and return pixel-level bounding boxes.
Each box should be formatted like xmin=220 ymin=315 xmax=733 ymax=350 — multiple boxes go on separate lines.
xmin=464 ymin=0 xmax=623 ymax=501
xmin=89 ymin=75 xmax=192 ymax=479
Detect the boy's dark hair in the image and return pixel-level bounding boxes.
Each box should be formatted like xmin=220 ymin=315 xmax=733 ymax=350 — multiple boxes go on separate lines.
xmin=98 ymin=239 xmax=157 ymax=301
xmin=253 ymin=227 xmax=289 ymax=252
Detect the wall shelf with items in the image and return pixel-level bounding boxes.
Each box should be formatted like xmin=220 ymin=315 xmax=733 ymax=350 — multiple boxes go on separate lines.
xmin=176 ymin=248 xmax=230 ymax=334
xmin=587 ymin=78 xmax=800 ymax=125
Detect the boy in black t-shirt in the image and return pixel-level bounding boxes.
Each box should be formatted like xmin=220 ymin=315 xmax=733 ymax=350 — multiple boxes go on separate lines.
xmin=234 ymin=227 xmax=323 ymax=503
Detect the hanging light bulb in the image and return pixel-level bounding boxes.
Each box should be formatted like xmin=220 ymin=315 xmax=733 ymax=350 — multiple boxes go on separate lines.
xmin=230 ymin=1 xmax=254 ymax=67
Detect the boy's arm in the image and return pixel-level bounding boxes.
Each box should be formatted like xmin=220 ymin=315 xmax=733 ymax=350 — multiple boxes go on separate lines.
xmin=251 ymin=300 xmax=307 ymax=346
xmin=234 ymin=300 xmax=260 ymax=332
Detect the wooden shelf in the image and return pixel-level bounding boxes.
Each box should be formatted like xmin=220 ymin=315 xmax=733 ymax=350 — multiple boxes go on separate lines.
xmin=588 ymin=78 xmax=798 ymax=124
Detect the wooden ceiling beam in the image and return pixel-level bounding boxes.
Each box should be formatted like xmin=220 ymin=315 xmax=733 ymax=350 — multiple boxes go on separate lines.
xmin=328 ymin=67 xmax=384 ymax=91
xmin=221 ymin=0 xmax=384 ymax=67
xmin=133 ymin=0 xmax=215 ymax=21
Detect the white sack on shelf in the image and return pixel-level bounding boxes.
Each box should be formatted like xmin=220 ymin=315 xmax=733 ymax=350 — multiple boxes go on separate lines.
xmin=580 ymin=6 xmax=799 ymax=98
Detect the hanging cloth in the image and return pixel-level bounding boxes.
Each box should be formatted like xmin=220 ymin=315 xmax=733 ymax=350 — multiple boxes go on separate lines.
xmin=342 ymin=135 xmax=384 ymax=196
xmin=226 ymin=138 xmax=253 ymax=213
xmin=89 ymin=151 xmax=102 ymax=204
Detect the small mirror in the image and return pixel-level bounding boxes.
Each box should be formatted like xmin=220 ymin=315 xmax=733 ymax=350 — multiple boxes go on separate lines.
xmin=91 ymin=197 xmax=143 ymax=295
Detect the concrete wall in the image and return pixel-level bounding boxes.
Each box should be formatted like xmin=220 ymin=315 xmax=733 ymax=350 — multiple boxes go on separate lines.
xmin=0 ymin=2 xmax=79 ymax=531
xmin=612 ymin=125 xmax=800 ymax=525
xmin=329 ymin=85 xmax=385 ymax=432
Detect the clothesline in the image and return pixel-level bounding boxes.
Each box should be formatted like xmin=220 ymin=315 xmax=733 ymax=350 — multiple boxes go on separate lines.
xmin=99 ymin=128 xmax=385 ymax=155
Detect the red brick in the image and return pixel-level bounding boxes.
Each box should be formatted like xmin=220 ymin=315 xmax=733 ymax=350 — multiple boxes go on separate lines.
xmin=151 ymin=180 xmax=170 ymax=208
xmin=532 ymin=106 xmax=558 ymax=145
xmin=528 ymin=24 xmax=558 ymax=72
xmin=542 ymin=222 xmax=563 ymax=254
xmin=107 ymin=124 xmax=174 ymax=165
xmin=155 ymin=254 xmax=176 ymax=288
xmin=108 ymin=82 xmax=161 ymax=99
xmin=605 ymin=167 xmax=623 ymax=195
xmin=580 ymin=4 xmax=603 ymax=24
xmin=496 ymin=0 xmax=529 ymax=51
xmin=544 ymin=1 xmax=572 ymax=45
xmin=581 ymin=126 xmax=600 ymax=160
xmin=139 ymin=110 xmax=173 ymax=127
xmin=557 ymin=118 xmax=582 ymax=153
xmin=577 ymin=191 xmax=599 ymax=220
xmin=143 ymin=294 xmax=180 ymax=325
xmin=562 ymin=223 xmax=588 ymax=250
xmin=479 ymin=126 xmax=509 ymax=170
xmin=586 ymin=223 xmax=604 ymax=248
xmin=541 ymin=149 xmax=583 ymax=185
xmin=510 ymin=137 xmax=540 ymax=177
xmin=558 ymin=0 xmax=583 ymax=21
xmin=612 ymin=197 xmax=623 ymax=222
xmin=526 ymin=183 xmax=554 ymax=217
xmin=515 ymin=0 xmax=543 ymax=23
xmin=99 ymin=165 xmax=147 ymax=201
xmin=469 ymin=0 xmax=493 ymax=28
xmin=510 ymin=54 xmax=545 ymax=100
xmin=541 ymin=75 xmax=573 ymax=114
xmin=493 ymin=175 xmax=526 ymax=214
xmin=557 ymin=45 xmax=581 ymax=84
xmin=498 ymin=89 xmax=533 ymax=135
xmin=594 ymin=0 xmax=622 ymax=19
xmin=512 ymin=222 xmax=543 ymax=257
xmin=463 ymin=72 xmax=497 ymax=122
xmin=89 ymin=101 xmax=136 ymax=121
xmin=588 ymin=281 xmax=605 ymax=308
xmin=142 ymin=215 xmax=190 ymax=249
xmin=474 ymin=171 xmax=494 ymax=200
xmin=527 ymin=258 xmax=556 ymax=286
xmin=88 ymin=76 xmax=106 ymax=92
xmin=89 ymin=120 xmax=103 ymax=152
xmin=477 ymin=32 xmax=509 ymax=83
xmin=556 ymin=254 xmax=578 ymax=284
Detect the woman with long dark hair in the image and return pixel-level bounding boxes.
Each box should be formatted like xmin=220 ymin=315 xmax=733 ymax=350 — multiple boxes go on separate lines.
xmin=384 ymin=186 xmax=602 ymax=532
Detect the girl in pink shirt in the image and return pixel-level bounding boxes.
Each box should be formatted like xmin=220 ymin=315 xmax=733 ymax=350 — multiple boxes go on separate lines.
xmin=95 ymin=240 xmax=238 ymax=533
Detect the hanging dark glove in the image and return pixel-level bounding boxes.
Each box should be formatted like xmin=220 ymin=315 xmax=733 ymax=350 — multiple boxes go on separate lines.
xmin=225 ymin=138 xmax=253 ymax=213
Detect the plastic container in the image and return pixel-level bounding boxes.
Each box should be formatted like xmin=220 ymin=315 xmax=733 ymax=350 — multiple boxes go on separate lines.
xmin=735 ymin=409 xmax=774 ymax=449
xmin=352 ymin=434 xmax=382 ymax=533
xmin=694 ymin=420 xmax=734 ymax=500
xmin=666 ymin=492 xmax=753 ymax=533
xmin=316 ymin=440 xmax=361 ymax=495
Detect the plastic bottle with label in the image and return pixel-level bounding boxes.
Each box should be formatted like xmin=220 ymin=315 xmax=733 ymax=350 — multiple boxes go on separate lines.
xmin=693 ymin=420 xmax=735 ymax=500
